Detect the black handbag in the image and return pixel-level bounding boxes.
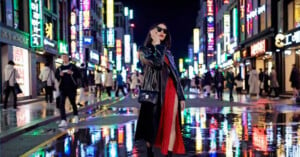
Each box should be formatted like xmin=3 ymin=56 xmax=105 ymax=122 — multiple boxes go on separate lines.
xmin=14 ymin=83 xmax=22 ymax=94
xmin=138 ymin=67 xmax=159 ymax=105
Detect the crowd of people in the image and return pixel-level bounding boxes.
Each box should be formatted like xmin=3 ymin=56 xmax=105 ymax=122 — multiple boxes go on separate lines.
xmin=183 ymin=65 xmax=293 ymax=102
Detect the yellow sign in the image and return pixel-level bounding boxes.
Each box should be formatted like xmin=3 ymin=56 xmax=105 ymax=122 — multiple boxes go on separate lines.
xmin=45 ymin=23 xmax=53 ymax=40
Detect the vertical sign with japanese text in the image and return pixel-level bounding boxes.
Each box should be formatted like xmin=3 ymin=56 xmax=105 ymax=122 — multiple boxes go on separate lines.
xmin=29 ymin=0 xmax=43 ymax=48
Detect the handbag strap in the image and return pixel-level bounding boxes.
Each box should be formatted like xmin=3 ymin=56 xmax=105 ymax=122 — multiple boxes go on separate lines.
xmin=7 ymin=69 xmax=14 ymax=81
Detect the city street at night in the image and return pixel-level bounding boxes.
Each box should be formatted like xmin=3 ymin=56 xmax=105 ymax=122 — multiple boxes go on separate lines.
xmin=1 ymin=92 xmax=300 ymax=156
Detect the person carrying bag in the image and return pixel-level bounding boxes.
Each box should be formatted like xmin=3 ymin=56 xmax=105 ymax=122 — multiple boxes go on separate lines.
xmin=3 ymin=60 xmax=20 ymax=110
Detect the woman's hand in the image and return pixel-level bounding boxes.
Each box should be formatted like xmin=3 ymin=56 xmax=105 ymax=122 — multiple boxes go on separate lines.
xmin=180 ymin=100 xmax=185 ymax=111
xmin=150 ymin=29 xmax=160 ymax=46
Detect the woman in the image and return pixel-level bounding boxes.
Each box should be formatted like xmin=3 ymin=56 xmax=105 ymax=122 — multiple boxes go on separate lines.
xmin=135 ymin=23 xmax=186 ymax=157
xmin=248 ymin=66 xmax=260 ymax=99
xmin=104 ymin=68 xmax=113 ymax=99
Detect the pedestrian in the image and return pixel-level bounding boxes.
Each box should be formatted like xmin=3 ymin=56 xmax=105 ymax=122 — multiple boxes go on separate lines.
xmin=115 ymin=71 xmax=126 ymax=98
xmin=55 ymin=54 xmax=81 ymax=127
xmin=259 ymin=68 xmax=264 ymax=96
xmin=263 ymin=69 xmax=269 ymax=96
xmin=104 ymin=68 xmax=113 ymax=99
xmin=269 ymin=67 xmax=280 ymax=99
xmin=226 ymin=68 xmax=235 ymax=101
xmin=235 ymin=73 xmax=243 ymax=101
xmin=77 ymin=63 xmax=87 ymax=107
xmin=214 ymin=68 xmax=224 ymax=101
xmin=135 ymin=23 xmax=186 ymax=157
xmin=87 ymin=70 xmax=95 ymax=95
xmin=289 ymin=64 xmax=300 ymax=99
xmin=245 ymin=70 xmax=250 ymax=94
xmin=248 ymin=66 xmax=260 ymax=99
xmin=39 ymin=62 xmax=55 ymax=104
xmin=95 ymin=69 xmax=103 ymax=99
xmin=3 ymin=60 xmax=20 ymax=110
xmin=203 ymin=68 xmax=212 ymax=97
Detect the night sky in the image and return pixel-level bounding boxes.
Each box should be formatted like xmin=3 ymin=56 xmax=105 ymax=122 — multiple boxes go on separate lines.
xmin=119 ymin=0 xmax=199 ymax=60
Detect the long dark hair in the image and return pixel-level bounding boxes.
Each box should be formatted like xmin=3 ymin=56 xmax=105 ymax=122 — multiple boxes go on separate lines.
xmin=143 ymin=23 xmax=171 ymax=50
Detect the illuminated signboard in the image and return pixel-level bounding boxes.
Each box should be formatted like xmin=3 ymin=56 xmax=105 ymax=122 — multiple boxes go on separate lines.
xmin=224 ymin=14 xmax=230 ymax=52
xmin=275 ymin=30 xmax=300 ymax=48
xmin=233 ymin=51 xmax=241 ymax=62
xmin=240 ymin=0 xmax=246 ymax=41
xmin=224 ymin=0 xmax=229 ymax=4
xmin=58 ymin=41 xmax=68 ymax=54
xmin=193 ymin=28 xmax=200 ymax=54
xmin=107 ymin=28 xmax=115 ymax=47
xmin=13 ymin=47 xmax=30 ymax=97
xmin=124 ymin=34 xmax=131 ymax=63
xmin=116 ymin=39 xmax=122 ymax=71
xmin=179 ymin=58 xmax=183 ymax=72
xmin=83 ymin=0 xmax=90 ymax=29
xmin=251 ymin=40 xmax=266 ymax=56
xmin=70 ymin=11 xmax=77 ymax=56
xmin=90 ymin=50 xmax=99 ymax=64
xmin=246 ymin=5 xmax=265 ymax=21
xmin=79 ymin=0 xmax=84 ymax=62
xmin=29 ymin=0 xmax=43 ymax=48
xmin=83 ymin=37 xmax=93 ymax=45
xmin=107 ymin=0 xmax=114 ymax=28
xmin=199 ymin=53 xmax=204 ymax=64
xmin=45 ymin=22 xmax=53 ymax=40
xmin=132 ymin=43 xmax=138 ymax=69
xmin=207 ymin=0 xmax=215 ymax=51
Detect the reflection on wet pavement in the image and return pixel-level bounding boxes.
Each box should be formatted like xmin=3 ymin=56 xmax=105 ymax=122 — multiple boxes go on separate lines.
xmin=23 ymin=103 xmax=300 ymax=157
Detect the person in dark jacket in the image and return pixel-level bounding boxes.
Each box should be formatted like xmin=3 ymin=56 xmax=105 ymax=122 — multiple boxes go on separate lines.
xmin=259 ymin=68 xmax=264 ymax=96
xmin=226 ymin=69 xmax=235 ymax=101
xmin=77 ymin=63 xmax=87 ymax=107
xmin=203 ymin=68 xmax=212 ymax=97
xmin=263 ymin=69 xmax=269 ymax=96
xmin=135 ymin=23 xmax=186 ymax=157
xmin=214 ymin=68 xmax=224 ymax=100
xmin=55 ymin=54 xmax=81 ymax=127
xmin=290 ymin=64 xmax=300 ymax=98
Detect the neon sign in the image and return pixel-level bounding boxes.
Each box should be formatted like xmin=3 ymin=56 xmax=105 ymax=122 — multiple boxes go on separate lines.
xmin=45 ymin=23 xmax=53 ymax=40
xmin=29 ymin=0 xmax=43 ymax=48
xmin=251 ymin=40 xmax=266 ymax=56
xmin=83 ymin=0 xmax=90 ymax=29
xmin=207 ymin=0 xmax=215 ymax=51
xmin=70 ymin=11 xmax=77 ymax=57
xmin=124 ymin=34 xmax=131 ymax=63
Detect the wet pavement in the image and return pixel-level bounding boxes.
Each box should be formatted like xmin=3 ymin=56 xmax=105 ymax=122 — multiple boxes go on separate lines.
xmin=1 ymin=92 xmax=300 ymax=156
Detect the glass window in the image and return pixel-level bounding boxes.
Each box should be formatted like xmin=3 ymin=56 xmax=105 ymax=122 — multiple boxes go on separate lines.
xmin=0 ymin=0 xmax=3 ymax=22
xmin=260 ymin=0 xmax=266 ymax=31
xmin=44 ymin=0 xmax=50 ymax=10
xmin=13 ymin=0 xmax=19 ymax=29
xmin=267 ymin=0 xmax=271 ymax=28
xmin=295 ymin=0 xmax=300 ymax=27
xmin=288 ymin=1 xmax=294 ymax=30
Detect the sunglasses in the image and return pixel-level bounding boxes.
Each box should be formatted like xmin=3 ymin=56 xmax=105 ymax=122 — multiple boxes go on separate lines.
xmin=156 ymin=26 xmax=168 ymax=34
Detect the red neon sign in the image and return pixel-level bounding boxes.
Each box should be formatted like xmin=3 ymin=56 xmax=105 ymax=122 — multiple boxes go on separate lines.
xmin=251 ymin=40 xmax=266 ymax=56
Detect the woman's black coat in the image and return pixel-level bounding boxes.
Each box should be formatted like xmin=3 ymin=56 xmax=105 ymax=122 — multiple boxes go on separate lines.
xmin=135 ymin=44 xmax=185 ymax=144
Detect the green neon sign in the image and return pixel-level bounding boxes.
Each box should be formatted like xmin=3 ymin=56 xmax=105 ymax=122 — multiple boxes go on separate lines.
xmin=29 ymin=0 xmax=44 ymax=48
xmin=58 ymin=41 xmax=68 ymax=54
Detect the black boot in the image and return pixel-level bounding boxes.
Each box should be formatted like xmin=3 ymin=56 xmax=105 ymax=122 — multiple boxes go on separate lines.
xmin=147 ymin=146 xmax=154 ymax=157
xmin=165 ymin=151 xmax=172 ymax=157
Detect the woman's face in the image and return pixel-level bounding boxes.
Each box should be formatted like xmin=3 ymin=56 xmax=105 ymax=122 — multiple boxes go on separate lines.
xmin=156 ymin=23 xmax=168 ymax=41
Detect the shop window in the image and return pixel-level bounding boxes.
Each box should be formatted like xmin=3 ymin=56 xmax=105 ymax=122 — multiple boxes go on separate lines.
xmin=295 ymin=0 xmax=300 ymax=27
xmin=13 ymin=0 xmax=19 ymax=29
xmin=288 ymin=1 xmax=294 ymax=30
xmin=267 ymin=0 xmax=271 ymax=28
xmin=44 ymin=0 xmax=51 ymax=10
xmin=260 ymin=0 xmax=266 ymax=31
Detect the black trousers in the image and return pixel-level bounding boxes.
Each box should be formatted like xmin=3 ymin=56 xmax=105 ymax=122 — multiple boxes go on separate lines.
xmin=106 ymin=86 xmax=112 ymax=97
xmin=4 ymin=86 xmax=17 ymax=109
xmin=59 ymin=89 xmax=78 ymax=120
xmin=115 ymin=85 xmax=126 ymax=97
xmin=45 ymin=86 xmax=53 ymax=103
xmin=216 ymin=87 xmax=223 ymax=100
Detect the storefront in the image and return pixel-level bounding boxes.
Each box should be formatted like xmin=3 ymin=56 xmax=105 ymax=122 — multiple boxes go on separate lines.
xmin=275 ymin=28 xmax=300 ymax=92
xmin=0 ymin=24 xmax=32 ymax=100
xmin=249 ymin=39 xmax=273 ymax=73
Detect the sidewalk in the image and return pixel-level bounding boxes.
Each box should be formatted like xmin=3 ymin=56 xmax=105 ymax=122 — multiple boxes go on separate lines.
xmin=0 ymin=94 xmax=120 ymax=143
